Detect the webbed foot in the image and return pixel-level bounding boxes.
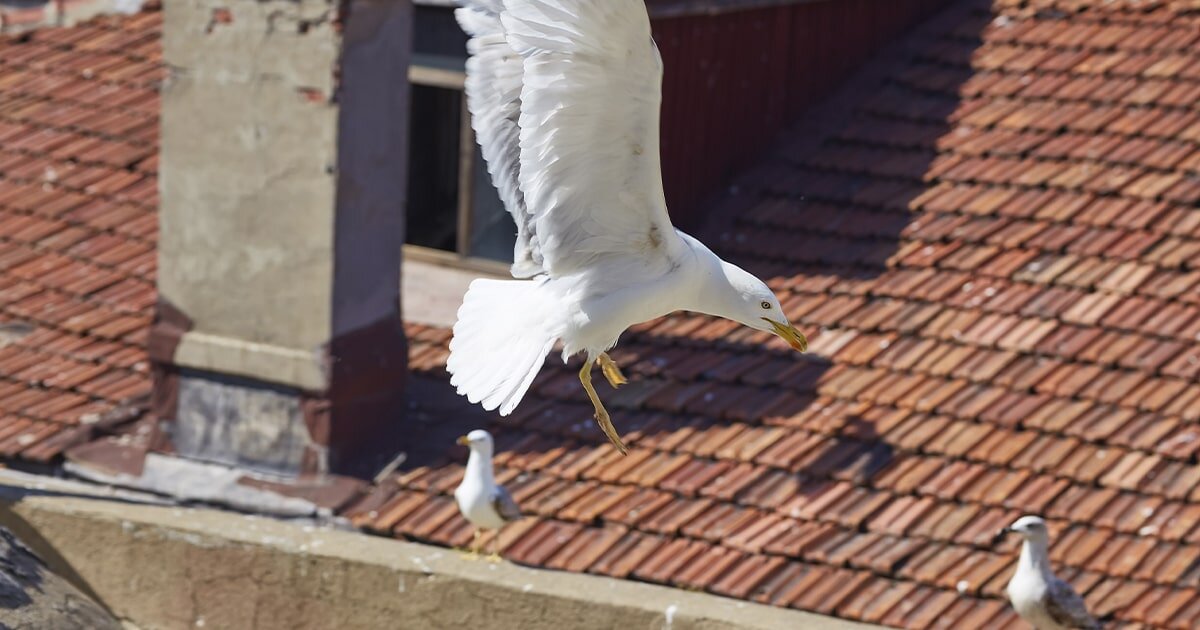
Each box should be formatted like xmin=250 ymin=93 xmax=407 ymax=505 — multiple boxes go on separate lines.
xmin=597 ymin=352 xmax=628 ymax=388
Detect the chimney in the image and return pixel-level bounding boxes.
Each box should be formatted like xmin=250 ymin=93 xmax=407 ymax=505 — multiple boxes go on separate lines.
xmin=150 ymin=0 xmax=412 ymax=477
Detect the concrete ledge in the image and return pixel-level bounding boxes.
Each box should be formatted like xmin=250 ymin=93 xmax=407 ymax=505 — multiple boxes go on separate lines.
xmin=402 ymin=256 xmax=502 ymax=328
xmin=0 ymin=474 xmax=877 ymax=630
xmin=174 ymin=331 xmax=327 ymax=391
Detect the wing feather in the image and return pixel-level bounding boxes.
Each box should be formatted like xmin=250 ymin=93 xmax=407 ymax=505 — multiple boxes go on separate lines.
xmin=491 ymin=484 xmax=522 ymax=522
xmin=1043 ymin=578 xmax=1098 ymax=629
xmin=456 ymin=3 xmax=541 ymax=277
xmin=460 ymin=0 xmax=683 ymax=284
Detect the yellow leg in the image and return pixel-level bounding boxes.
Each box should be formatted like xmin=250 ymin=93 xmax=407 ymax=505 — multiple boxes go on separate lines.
xmin=460 ymin=529 xmax=481 ymax=560
xmin=597 ymin=352 xmax=627 ymax=388
xmin=487 ymin=529 xmax=502 ymax=563
xmin=579 ymin=361 xmax=628 ymax=455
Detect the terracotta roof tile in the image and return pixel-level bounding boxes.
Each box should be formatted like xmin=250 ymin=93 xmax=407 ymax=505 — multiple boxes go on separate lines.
xmin=0 ymin=10 xmax=159 ymax=462
xmin=10 ymin=0 xmax=1200 ymax=625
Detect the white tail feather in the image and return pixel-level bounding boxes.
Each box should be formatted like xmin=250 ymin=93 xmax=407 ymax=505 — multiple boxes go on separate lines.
xmin=447 ymin=278 xmax=559 ymax=416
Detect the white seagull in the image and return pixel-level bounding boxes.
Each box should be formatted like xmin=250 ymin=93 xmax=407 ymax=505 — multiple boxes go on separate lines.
xmin=454 ymin=429 xmax=521 ymax=559
xmin=995 ymin=516 xmax=1099 ymax=630
xmin=448 ymin=0 xmax=808 ymax=454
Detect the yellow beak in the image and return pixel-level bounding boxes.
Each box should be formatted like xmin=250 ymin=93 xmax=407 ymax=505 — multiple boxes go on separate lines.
xmin=763 ymin=318 xmax=808 ymax=352
xmin=456 ymin=435 xmax=470 ymax=446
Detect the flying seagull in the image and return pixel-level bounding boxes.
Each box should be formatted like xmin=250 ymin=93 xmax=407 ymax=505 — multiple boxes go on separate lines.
xmin=448 ymin=0 xmax=808 ymax=454
xmin=995 ymin=516 xmax=1099 ymax=630
xmin=454 ymin=429 xmax=521 ymax=560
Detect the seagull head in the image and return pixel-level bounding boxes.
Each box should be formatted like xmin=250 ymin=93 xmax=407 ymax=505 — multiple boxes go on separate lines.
xmin=994 ymin=515 xmax=1050 ymax=545
xmin=718 ymin=262 xmax=807 ymax=352
xmin=456 ymin=429 xmax=495 ymax=456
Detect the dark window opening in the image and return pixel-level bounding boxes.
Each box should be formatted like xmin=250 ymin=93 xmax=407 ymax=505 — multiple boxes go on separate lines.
xmin=413 ymin=5 xmax=469 ymax=58
xmin=405 ymin=8 xmax=515 ymax=266
xmin=468 ymin=143 xmax=514 ymax=262
xmin=406 ymin=85 xmax=461 ymax=253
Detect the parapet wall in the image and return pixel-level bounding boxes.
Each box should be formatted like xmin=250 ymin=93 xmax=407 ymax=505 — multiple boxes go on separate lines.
xmin=0 ymin=473 xmax=876 ymax=630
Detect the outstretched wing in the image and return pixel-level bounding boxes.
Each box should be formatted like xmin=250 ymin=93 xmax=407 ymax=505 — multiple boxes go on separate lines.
xmin=491 ymin=484 xmax=522 ymax=522
xmin=458 ymin=0 xmax=684 ymax=285
xmin=1043 ymin=578 xmax=1099 ymax=629
xmin=456 ymin=3 xmax=541 ymax=278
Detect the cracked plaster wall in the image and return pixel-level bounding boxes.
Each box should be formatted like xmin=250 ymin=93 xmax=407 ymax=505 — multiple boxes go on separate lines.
xmin=160 ymin=0 xmax=341 ymax=354
xmin=155 ymin=0 xmax=411 ymax=474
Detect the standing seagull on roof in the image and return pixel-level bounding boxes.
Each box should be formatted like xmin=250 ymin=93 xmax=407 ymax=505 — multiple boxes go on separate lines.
xmin=449 ymin=0 xmax=808 ymax=454
xmin=454 ymin=429 xmax=521 ymax=560
xmin=995 ymin=516 xmax=1099 ymax=630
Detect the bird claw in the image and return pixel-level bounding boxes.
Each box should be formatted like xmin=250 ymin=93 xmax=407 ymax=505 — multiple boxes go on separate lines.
xmin=597 ymin=353 xmax=628 ymax=388
xmin=594 ymin=407 xmax=628 ymax=455
xmin=486 ymin=552 xmax=503 ymax=563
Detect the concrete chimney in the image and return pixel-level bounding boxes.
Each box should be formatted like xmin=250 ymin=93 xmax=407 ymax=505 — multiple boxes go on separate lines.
xmin=150 ymin=0 xmax=412 ymax=477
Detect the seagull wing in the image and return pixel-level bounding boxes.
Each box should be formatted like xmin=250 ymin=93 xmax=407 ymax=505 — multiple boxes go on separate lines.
xmin=456 ymin=2 xmax=542 ymax=278
xmin=1043 ymin=577 xmax=1099 ymax=629
xmin=460 ymin=0 xmax=684 ymax=286
xmin=490 ymin=484 xmax=522 ymax=522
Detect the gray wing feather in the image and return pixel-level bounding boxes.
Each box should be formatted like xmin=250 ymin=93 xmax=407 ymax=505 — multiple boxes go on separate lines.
xmin=491 ymin=485 xmax=522 ymax=522
xmin=1043 ymin=578 xmax=1099 ymax=629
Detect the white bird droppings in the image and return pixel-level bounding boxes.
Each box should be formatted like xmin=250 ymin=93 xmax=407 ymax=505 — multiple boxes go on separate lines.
xmin=663 ymin=604 xmax=678 ymax=629
xmin=411 ymin=556 xmax=433 ymax=575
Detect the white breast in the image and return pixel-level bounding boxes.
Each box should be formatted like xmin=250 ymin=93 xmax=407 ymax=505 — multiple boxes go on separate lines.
xmin=1008 ymin=570 xmax=1066 ymax=630
xmin=559 ymin=240 xmax=697 ymax=358
xmin=454 ymin=476 xmax=507 ymax=530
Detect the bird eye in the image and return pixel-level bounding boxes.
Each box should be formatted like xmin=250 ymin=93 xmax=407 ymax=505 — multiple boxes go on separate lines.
xmin=760 ymin=301 xmax=772 ymax=310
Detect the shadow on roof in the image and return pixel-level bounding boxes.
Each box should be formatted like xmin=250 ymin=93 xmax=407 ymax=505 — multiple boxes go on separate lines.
xmin=392 ymin=15 xmax=986 ymax=486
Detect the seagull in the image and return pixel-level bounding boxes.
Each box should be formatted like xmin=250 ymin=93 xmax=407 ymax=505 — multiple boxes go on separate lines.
xmin=448 ymin=0 xmax=808 ymax=454
xmin=994 ymin=516 xmax=1099 ymax=630
xmin=454 ymin=429 xmax=521 ymax=560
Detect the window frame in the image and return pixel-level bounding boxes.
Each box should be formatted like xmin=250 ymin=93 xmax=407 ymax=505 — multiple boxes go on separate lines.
xmin=404 ymin=55 xmax=510 ymax=276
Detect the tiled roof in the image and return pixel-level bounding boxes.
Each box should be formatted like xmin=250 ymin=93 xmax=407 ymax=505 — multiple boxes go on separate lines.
xmin=0 ymin=9 xmax=161 ymax=462
xmin=350 ymin=1 xmax=1200 ymax=628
